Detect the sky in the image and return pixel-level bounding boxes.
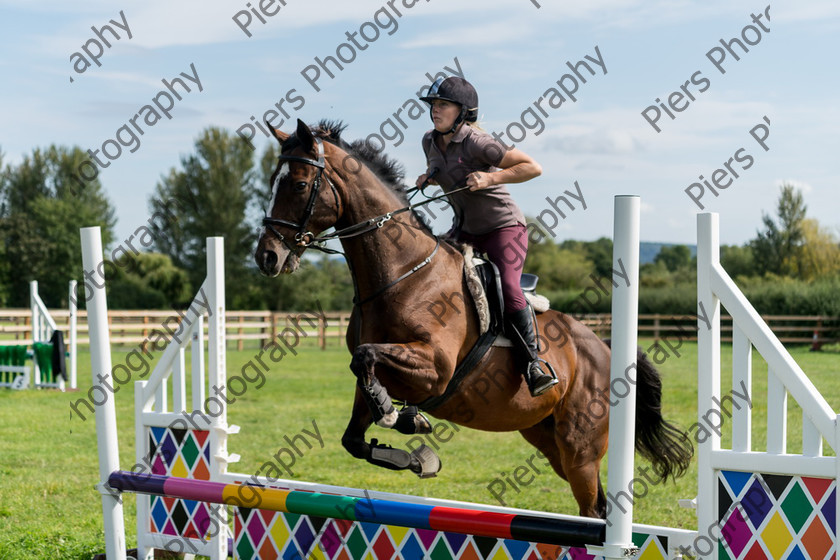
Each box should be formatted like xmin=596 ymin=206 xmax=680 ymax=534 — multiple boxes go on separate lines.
xmin=1 ymin=0 xmax=838 ymax=250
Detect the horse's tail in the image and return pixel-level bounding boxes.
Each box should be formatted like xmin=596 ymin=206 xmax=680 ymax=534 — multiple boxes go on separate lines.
xmin=604 ymin=340 xmax=694 ymax=481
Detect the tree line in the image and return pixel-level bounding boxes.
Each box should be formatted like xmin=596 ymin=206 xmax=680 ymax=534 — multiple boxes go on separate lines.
xmin=2 ymin=128 xmax=838 ymax=317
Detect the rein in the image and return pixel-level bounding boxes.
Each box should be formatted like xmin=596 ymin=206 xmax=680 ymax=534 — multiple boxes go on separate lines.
xmin=261 ymin=140 xmax=468 ymax=306
xmin=262 ymin=152 xmax=469 ymax=255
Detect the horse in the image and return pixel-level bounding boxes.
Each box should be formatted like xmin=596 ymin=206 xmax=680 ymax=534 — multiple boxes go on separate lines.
xmin=254 ymin=119 xmax=693 ymax=518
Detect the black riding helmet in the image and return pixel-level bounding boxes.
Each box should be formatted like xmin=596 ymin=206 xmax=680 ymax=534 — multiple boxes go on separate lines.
xmin=420 ymin=77 xmax=478 ymax=134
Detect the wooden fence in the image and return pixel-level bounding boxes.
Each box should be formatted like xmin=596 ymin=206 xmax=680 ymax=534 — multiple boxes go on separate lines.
xmin=0 ymin=309 xmax=838 ymax=351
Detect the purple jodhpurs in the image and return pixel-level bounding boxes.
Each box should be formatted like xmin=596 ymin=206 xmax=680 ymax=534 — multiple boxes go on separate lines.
xmin=457 ymin=224 xmax=529 ymax=313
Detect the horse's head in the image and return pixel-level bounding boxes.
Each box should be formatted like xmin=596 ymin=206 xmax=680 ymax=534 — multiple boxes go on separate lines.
xmin=255 ymin=119 xmax=342 ymax=276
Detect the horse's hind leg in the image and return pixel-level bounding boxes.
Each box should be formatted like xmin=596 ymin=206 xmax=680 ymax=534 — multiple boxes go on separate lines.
xmin=559 ymin=454 xmax=607 ymax=518
xmin=555 ymin=414 xmax=608 ymax=518
xmin=519 ymin=415 xmax=607 ymax=518
xmin=518 ymin=418 xmax=567 ymax=481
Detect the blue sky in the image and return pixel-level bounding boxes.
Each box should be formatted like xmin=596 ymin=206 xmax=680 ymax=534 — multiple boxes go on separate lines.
xmin=1 ymin=0 xmax=838 ymax=249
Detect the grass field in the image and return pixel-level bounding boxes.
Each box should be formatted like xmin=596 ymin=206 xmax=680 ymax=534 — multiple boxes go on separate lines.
xmin=0 ymin=339 xmax=838 ymax=559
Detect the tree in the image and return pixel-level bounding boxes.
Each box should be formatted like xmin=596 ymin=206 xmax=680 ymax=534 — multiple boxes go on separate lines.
xmin=148 ymin=127 xmax=257 ymax=307
xmin=525 ymin=243 xmax=595 ymax=290
xmin=720 ymin=244 xmax=756 ymax=279
xmin=654 ymin=245 xmax=692 ymax=272
xmin=0 ymin=146 xmax=115 ymax=307
xmin=106 ymin=252 xmax=193 ymax=309
xmin=259 ymin=143 xmax=280 ymax=200
xmin=750 ymin=183 xmax=806 ymax=276
xmin=794 ymin=219 xmax=840 ymax=280
xmin=0 ymin=148 xmax=7 ymax=306
xmin=559 ymin=237 xmax=613 ymax=278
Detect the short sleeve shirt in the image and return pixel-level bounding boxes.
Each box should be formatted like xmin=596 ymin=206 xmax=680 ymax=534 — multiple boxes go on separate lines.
xmin=422 ymin=126 xmax=527 ymax=236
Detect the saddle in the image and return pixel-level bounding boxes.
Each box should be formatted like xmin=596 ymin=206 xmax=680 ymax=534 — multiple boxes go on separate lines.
xmin=463 ymin=246 xmax=549 ymax=340
xmin=415 ymin=246 xmax=547 ymax=411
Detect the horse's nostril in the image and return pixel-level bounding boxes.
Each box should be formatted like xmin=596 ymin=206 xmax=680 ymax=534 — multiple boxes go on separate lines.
xmin=263 ymin=250 xmax=278 ymax=270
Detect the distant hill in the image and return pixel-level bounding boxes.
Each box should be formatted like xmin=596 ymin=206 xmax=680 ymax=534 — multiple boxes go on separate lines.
xmin=640 ymin=242 xmax=697 ymax=264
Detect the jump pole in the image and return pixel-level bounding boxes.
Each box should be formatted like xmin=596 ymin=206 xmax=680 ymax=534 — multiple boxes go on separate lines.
xmin=107 ymin=470 xmax=606 ymax=547
xmin=82 ymin=226 xmax=127 ymax=560
xmin=587 ymin=195 xmax=641 ymax=559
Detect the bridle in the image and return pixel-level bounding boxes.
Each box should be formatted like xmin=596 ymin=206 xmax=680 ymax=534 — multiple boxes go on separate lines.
xmin=261 ymin=137 xmax=342 ymax=254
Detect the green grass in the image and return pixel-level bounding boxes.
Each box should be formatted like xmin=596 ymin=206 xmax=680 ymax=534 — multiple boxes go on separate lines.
xmin=0 ymin=340 xmax=838 ymax=559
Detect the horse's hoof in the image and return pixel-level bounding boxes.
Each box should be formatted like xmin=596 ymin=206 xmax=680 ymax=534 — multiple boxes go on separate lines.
xmin=409 ymin=444 xmax=442 ymax=479
xmin=394 ymin=406 xmax=433 ymax=435
xmin=369 ymin=440 xmax=412 ymax=470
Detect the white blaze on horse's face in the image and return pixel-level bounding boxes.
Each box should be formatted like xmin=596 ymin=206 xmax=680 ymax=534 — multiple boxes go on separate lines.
xmin=255 ymin=162 xmax=306 ymax=276
xmin=268 ymin=162 xmax=290 ymax=212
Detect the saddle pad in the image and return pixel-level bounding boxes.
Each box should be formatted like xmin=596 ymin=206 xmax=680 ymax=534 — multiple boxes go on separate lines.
xmin=461 ymin=245 xmax=550 ymax=338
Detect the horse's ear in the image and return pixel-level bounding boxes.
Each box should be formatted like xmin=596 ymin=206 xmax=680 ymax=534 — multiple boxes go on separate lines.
xmin=295 ymin=118 xmax=315 ymax=152
xmin=268 ymin=122 xmax=289 ymax=144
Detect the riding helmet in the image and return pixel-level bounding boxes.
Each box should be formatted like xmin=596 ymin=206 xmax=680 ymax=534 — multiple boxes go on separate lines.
xmin=420 ymin=77 xmax=479 ymax=132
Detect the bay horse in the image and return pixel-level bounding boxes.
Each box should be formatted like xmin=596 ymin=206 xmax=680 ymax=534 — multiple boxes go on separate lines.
xmin=254 ymin=119 xmax=693 ymax=518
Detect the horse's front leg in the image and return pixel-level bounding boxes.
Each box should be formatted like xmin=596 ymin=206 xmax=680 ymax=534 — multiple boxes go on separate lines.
xmin=350 ymin=341 xmax=441 ymax=434
xmin=343 ymin=341 xmax=444 ymax=477
xmin=340 ymin=387 xmax=374 ymax=461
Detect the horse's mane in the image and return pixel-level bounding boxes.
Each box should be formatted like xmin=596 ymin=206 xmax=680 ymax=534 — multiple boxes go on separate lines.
xmin=283 ymin=119 xmax=410 ymax=204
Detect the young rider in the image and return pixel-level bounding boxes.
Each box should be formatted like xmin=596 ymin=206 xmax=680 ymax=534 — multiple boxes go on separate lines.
xmin=416 ymin=77 xmax=558 ymax=397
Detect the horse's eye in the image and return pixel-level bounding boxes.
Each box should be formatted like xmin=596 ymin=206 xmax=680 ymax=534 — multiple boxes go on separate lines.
xmin=293 ymin=181 xmax=308 ymax=192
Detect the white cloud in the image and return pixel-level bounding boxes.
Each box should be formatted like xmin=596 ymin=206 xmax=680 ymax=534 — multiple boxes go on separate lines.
xmin=68 ymin=70 xmax=165 ymax=89
xmin=543 ymin=128 xmax=645 ymax=155
xmin=399 ymin=21 xmax=520 ymax=49
xmin=776 ymin=2 xmax=840 ymax=22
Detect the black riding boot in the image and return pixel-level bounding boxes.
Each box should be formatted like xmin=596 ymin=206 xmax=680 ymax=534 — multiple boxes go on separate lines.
xmin=505 ymin=306 xmax=559 ymax=397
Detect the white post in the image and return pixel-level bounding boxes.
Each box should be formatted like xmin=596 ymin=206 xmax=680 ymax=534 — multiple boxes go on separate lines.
xmin=835 ymin=414 xmax=840 ymax=551
xmin=588 ymin=195 xmax=641 ymax=559
xmin=697 ymin=213 xmax=721 ymax=558
xmin=191 ymin=315 xmax=205 ymax=410
xmin=30 ymin=280 xmax=39 ymax=341
xmin=206 ymin=237 xmax=229 ymax=560
xmin=69 ymin=280 xmax=78 ymax=390
xmin=81 ymin=227 xmax=127 ymax=560
xmin=30 ymin=280 xmax=41 ymax=385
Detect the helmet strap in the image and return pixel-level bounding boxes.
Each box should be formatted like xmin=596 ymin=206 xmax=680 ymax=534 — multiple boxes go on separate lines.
xmin=440 ymin=106 xmax=467 ymax=135
xmin=428 ymin=104 xmax=467 ymax=136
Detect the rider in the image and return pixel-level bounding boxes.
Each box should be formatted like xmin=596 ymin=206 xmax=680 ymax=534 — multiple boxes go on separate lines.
xmin=416 ymin=76 xmax=558 ymax=397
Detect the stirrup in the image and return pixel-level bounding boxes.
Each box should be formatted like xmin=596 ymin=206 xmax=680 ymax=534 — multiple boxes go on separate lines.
xmin=528 ymin=359 xmax=558 ymax=397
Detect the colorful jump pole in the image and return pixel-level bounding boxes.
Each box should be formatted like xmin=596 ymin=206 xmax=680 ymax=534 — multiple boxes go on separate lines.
xmin=108 ymin=470 xmax=606 ymax=548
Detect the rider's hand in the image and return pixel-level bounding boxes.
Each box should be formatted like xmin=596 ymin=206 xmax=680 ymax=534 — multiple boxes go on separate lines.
xmin=467 ymin=171 xmax=494 ymax=191
xmin=416 ymin=173 xmax=438 ymax=187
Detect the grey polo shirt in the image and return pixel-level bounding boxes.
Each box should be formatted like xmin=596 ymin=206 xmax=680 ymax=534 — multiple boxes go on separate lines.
xmin=422 ymin=125 xmax=527 ymax=236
